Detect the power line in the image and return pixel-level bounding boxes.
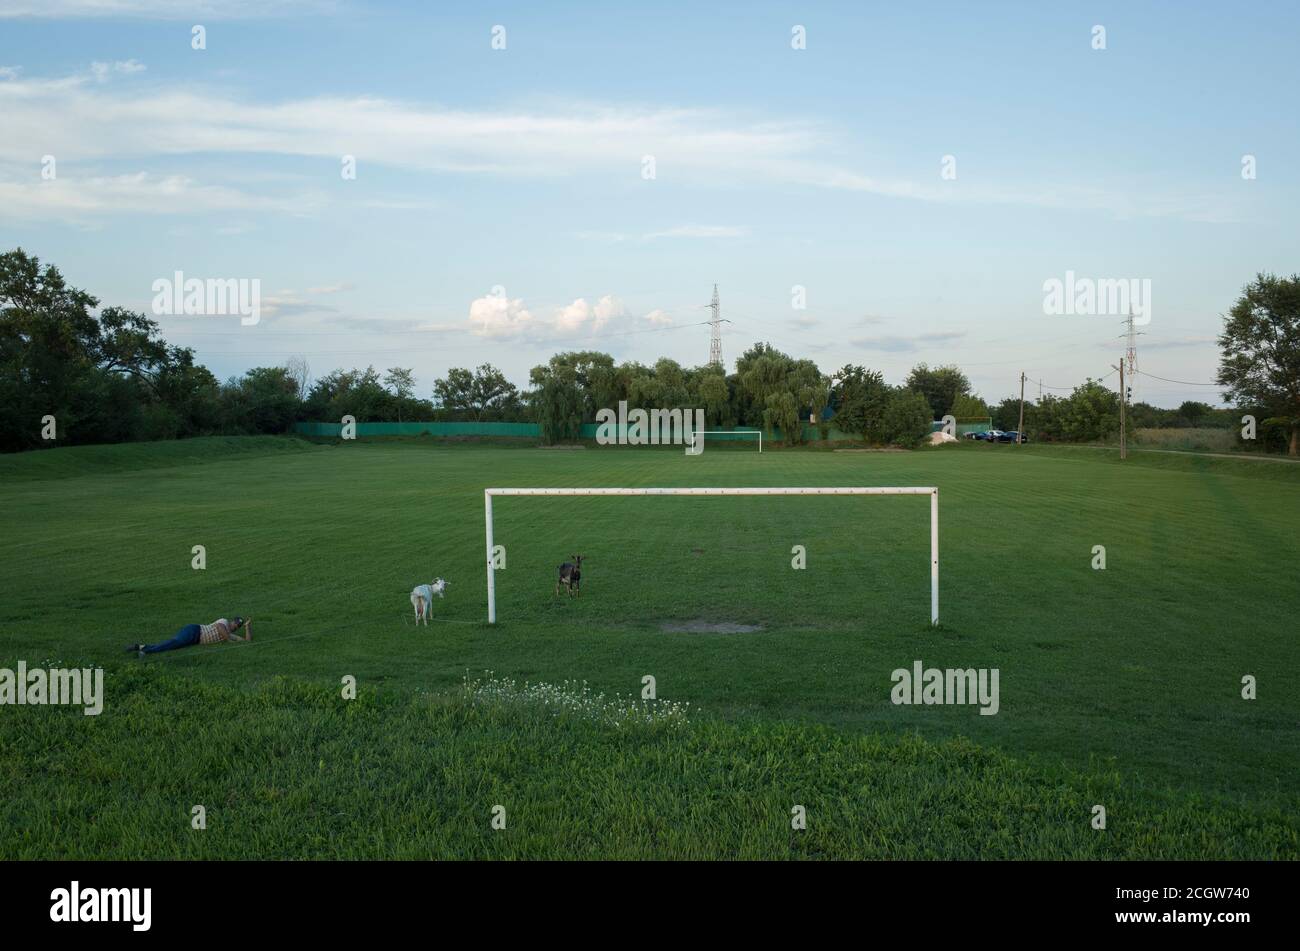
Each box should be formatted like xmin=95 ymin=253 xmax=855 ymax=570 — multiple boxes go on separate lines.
xmin=168 ymin=318 xmax=716 ymax=343
xmin=1136 ymin=370 xmax=1221 ymax=387
xmin=725 ymin=312 xmax=1126 ymax=371
xmin=1026 ymin=367 xmax=1117 ymax=392
xmin=161 ymin=318 xmax=721 ymax=357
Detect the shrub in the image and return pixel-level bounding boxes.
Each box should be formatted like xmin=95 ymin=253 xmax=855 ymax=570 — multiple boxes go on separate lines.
xmin=882 ymin=389 xmax=934 ymax=448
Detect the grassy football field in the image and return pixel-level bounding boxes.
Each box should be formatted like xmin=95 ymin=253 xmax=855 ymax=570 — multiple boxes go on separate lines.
xmin=1 ymin=436 xmax=1296 ymax=859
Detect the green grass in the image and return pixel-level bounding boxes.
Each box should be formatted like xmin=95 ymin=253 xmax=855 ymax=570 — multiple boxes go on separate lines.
xmin=2 ymin=666 xmax=1291 ymax=859
xmin=1132 ymin=427 xmax=1238 ymax=453
xmin=1 ymin=436 xmax=1297 ymax=858
xmin=0 ymin=434 xmax=319 ymax=482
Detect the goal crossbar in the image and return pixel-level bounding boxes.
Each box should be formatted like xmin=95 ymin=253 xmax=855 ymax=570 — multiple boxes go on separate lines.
xmin=483 ymin=486 xmax=939 ymax=625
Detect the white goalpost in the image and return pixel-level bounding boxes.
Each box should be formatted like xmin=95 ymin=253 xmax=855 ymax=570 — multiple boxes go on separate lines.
xmin=483 ymin=486 xmax=939 ymax=625
xmin=689 ymin=430 xmax=762 ymax=453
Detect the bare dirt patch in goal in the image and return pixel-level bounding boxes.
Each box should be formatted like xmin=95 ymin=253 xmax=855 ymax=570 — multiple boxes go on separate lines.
xmin=661 ymin=619 xmax=764 ymax=634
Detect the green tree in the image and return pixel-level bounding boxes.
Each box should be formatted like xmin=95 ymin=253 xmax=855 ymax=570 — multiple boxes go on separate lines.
xmin=1060 ymin=379 xmax=1119 ymax=442
xmin=433 ymin=364 xmax=520 ymax=421
xmin=1217 ymin=273 xmax=1300 ymax=455
xmin=764 ymin=390 xmax=801 ymax=445
xmin=789 ymin=358 xmax=829 ymax=441
xmin=1036 ymin=393 xmax=1065 ymax=441
xmin=735 ymin=343 xmax=791 ymax=428
xmin=740 ymin=354 xmax=790 ymax=422
xmin=0 ymin=248 xmax=213 ymax=449
xmin=696 ymin=369 xmax=730 ymax=426
xmin=384 ymin=367 xmax=415 ymax=422
xmin=1127 ymin=401 xmax=1171 ymax=430
xmin=153 ymin=351 xmax=221 ymax=437
xmin=830 ymin=365 xmax=890 ymax=444
xmin=651 ymin=358 xmax=689 ymax=408
xmin=432 ymin=367 xmax=474 ymax=416
xmin=950 ymin=392 xmax=990 ymax=420
xmin=304 ymin=366 xmax=392 ymax=422
xmin=530 ymin=363 xmax=582 ymax=444
xmin=905 ymin=363 xmax=970 ymax=419
xmin=881 ymin=388 xmax=934 ymax=447
xmin=221 ymin=366 xmax=300 ymax=434
xmin=1176 ymin=400 xmax=1211 ymax=427
xmin=991 ymin=396 xmax=1022 ymax=432
xmin=531 ymin=352 xmax=618 ymax=424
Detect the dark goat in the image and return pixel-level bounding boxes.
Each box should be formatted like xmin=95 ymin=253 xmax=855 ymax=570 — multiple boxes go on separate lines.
xmin=556 ymin=554 xmax=585 ymax=597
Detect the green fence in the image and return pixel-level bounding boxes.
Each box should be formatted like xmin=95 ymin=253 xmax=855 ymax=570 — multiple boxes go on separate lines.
xmin=929 ymin=418 xmax=992 ymax=436
xmin=295 ymin=421 xmax=538 ymax=438
xmin=293 ymin=420 xmax=853 ymax=442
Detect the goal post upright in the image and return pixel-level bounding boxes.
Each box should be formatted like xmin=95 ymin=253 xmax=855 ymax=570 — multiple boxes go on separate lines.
xmin=931 ymin=488 xmax=939 ymax=626
xmin=689 ymin=430 xmax=762 ymax=453
xmin=483 ymin=486 xmax=939 ymax=627
xmin=484 ymin=489 xmax=497 ymax=624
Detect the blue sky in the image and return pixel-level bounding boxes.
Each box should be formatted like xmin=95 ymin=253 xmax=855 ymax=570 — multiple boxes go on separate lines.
xmin=2 ymin=0 xmax=1297 ymax=407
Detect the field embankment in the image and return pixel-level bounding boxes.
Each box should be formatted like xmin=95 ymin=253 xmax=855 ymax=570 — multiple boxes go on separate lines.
xmin=2 ymin=667 xmax=1293 ymax=860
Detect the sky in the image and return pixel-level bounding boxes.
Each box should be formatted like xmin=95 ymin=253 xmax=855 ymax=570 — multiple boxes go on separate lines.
xmin=1 ymin=0 xmax=1297 ymax=408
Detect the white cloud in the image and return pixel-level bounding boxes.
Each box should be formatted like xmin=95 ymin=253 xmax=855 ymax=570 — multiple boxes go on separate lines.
xmin=554 ymin=299 xmax=592 ymax=334
xmin=0 ymin=171 xmax=321 ymax=217
xmin=643 ymin=224 xmax=748 ymax=240
xmin=468 ymin=293 xmax=628 ymax=340
xmin=260 ymin=294 xmax=339 ymax=319
xmin=468 ymin=295 xmax=536 ymax=340
xmin=578 ymin=226 xmax=747 ymax=243
xmin=0 ymin=0 xmax=335 ymax=18
xmin=89 ymin=59 xmax=145 ymax=82
xmin=849 ymin=331 xmax=967 ymax=353
xmin=0 ymin=72 xmax=825 ymax=181
xmin=592 ymin=294 xmax=624 ymax=330
xmin=553 ymin=295 xmax=624 ymax=334
xmin=0 ymin=65 xmax=1241 ymax=222
xmin=644 ymin=309 xmax=673 ymax=326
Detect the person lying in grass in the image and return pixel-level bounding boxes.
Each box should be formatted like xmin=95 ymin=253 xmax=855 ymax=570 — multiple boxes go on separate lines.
xmin=127 ymin=617 xmax=251 ymax=657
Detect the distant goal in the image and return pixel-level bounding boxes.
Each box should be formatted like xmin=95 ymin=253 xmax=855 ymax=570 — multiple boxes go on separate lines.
xmin=688 ymin=430 xmax=762 ymax=453
xmin=483 ymin=486 xmax=939 ymax=625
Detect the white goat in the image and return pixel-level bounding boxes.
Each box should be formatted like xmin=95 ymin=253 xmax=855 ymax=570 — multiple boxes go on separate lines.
xmin=409 ymin=578 xmax=448 ymax=625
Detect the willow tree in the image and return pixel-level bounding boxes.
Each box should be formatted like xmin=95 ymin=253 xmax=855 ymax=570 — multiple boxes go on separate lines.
xmin=695 ymin=369 xmax=730 ymax=426
xmin=528 ymin=361 xmax=583 ymax=444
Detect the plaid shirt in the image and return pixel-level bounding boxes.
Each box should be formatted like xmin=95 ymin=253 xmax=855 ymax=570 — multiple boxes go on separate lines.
xmin=199 ymin=619 xmax=233 ymax=645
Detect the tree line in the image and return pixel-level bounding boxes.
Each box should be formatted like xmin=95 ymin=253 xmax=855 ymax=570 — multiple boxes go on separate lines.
xmin=3 ymin=248 xmax=1297 ymax=454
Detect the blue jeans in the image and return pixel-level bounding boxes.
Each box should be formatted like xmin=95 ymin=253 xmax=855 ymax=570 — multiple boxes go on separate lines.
xmin=143 ymin=623 xmax=202 ymax=654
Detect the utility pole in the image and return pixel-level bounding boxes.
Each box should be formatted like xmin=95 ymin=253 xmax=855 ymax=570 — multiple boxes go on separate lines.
xmin=1017 ymin=372 xmax=1025 ymax=445
xmin=1112 ymin=359 xmax=1127 ymax=460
